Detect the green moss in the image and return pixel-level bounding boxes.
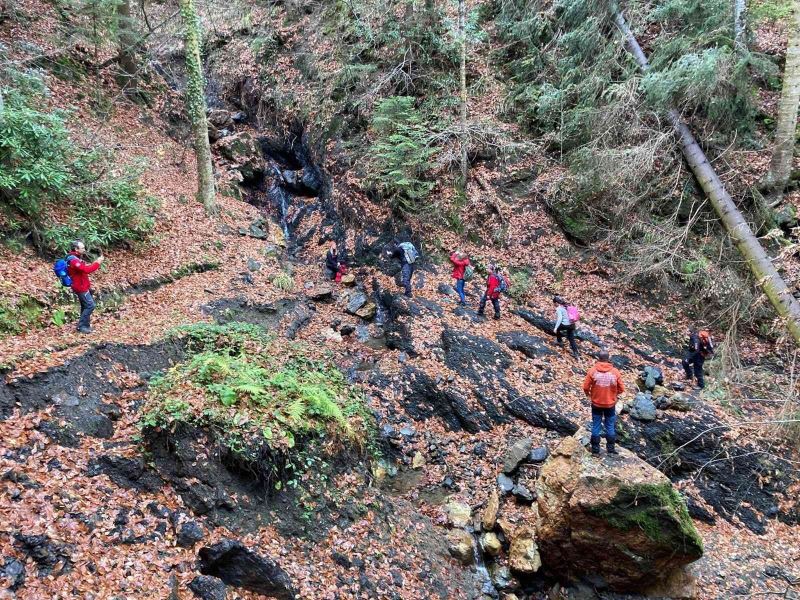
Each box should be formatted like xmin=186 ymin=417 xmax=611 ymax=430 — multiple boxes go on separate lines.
xmin=587 ymin=482 xmax=703 ymax=557
xmin=0 ymin=296 xmax=45 ymax=336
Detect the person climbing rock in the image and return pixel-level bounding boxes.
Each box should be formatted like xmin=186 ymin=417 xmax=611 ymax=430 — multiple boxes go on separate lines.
xmin=67 ymin=240 xmax=104 ymax=334
xmin=682 ymin=326 xmax=714 ymax=389
xmin=477 ymin=264 xmax=502 ymax=320
xmin=583 ymin=349 xmax=625 ymax=455
xmin=387 ymin=240 xmax=419 ymax=297
xmin=553 ymin=296 xmax=579 ymax=357
xmin=449 ymin=250 xmax=470 ymax=306
xmin=325 ymin=241 xmax=340 ymax=280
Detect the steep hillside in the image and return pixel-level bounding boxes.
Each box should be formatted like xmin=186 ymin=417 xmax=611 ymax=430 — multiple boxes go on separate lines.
xmin=1 ymin=0 xmax=799 ymax=599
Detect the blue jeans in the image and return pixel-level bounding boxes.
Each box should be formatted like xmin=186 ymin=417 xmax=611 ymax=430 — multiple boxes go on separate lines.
xmin=591 ymin=406 xmax=616 ymax=439
xmin=455 ymin=279 xmax=466 ymax=304
xmin=401 ymin=263 xmax=414 ymax=296
xmin=76 ymin=291 xmax=96 ymax=330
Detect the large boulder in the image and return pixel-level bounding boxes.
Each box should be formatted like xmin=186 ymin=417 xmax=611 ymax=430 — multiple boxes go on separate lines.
xmin=535 ymin=432 xmax=703 ymax=593
xmin=216 ymin=133 xmax=264 ymax=182
xmin=198 ymin=539 xmax=296 ymax=599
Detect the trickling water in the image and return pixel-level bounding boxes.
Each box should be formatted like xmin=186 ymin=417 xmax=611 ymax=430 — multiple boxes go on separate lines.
xmin=471 ymin=535 xmax=499 ymax=598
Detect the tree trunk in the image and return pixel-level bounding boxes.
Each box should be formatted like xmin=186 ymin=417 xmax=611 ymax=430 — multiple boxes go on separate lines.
xmin=615 ymin=9 xmax=800 ymax=346
xmin=179 ymin=0 xmax=216 ymax=214
xmin=458 ymin=0 xmax=468 ymax=183
xmin=115 ymin=0 xmax=140 ymax=93
xmin=764 ymin=0 xmax=800 ymax=199
xmin=734 ymin=0 xmax=747 ymax=53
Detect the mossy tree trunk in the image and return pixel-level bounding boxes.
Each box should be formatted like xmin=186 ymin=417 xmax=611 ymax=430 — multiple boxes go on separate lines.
xmin=734 ymin=0 xmax=747 ymax=53
xmin=458 ymin=0 xmax=468 ymax=183
xmin=763 ymin=0 xmax=800 ymax=201
xmin=115 ymin=0 xmax=140 ymax=94
xmin=615 ymin=9 xmax=800 ymax=346
xmin=179 ymin=0 xmax=216 ymax=214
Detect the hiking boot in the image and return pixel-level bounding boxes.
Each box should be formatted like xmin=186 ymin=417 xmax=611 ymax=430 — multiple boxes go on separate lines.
xmin=590 ymin=435 xmax=601 ymax=455
xmin=493 ymin=315 xmax=500 ymax=320
xmin=607 ymin=436 xmax=618 ymax=454
xmin=77 ymin=326 xmax=93 ymax=334
xmin=476 ymin=311 xmax=485 ymax=317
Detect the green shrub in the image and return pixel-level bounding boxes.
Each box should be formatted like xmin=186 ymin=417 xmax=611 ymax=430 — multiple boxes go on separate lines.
xmin=0 ymin=295 xmax=45 ymax=336
xmin=367 ymin=96 xmax=437 ymax=214
xmin=272 ymin=271 xmax=294 ymax=291
xmin=141 ymin=324 xmax=375 ymax=475
xmin=0 ymin=68 xmax=157 ymax=254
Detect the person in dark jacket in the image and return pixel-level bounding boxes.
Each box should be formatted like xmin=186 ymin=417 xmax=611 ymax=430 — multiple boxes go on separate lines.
xmin=66 ymin=240 xmax=104 ymax=334
xmin=682 ymin=326 xmax=713 ymax=389
xmin=449 ymin=250 xmax=470 ymax=305
xmin=387 ymin=241 xmax=417 ymax=297
xmin=477 ymin=265 xmax=502 ymax=320
xmin=325 ymin=242 xmax=340 ymax=280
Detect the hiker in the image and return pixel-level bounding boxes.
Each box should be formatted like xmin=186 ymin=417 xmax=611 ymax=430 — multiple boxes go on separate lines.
xmin=325 ymin=241 xmax=340 ymax=280
xmin=553 ymin=296 xmax=579 ymax=357
xmin=477 ymin=264 xmax=503 ymax=320
xmin=583 ymin=349 xmax=625 ymax=455
xmin=449 ymin=250 xmax=470 ymax=305
xmin=682 ymin=326 xmax=714 ymax=389
xmin=66 ymin=240 xmax=104 ymax=334
xmin=386 ymin=240 xmax=419 ymax=297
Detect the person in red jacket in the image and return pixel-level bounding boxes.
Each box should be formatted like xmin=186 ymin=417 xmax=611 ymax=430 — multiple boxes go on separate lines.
xmin=477 ymin=264 xmax=502 ymax=320
xmin=66 ymin=240 xmax=104 ymax=334
xmin=449 ymin=250 xmax=470 ymax=305
xmin=582 ymin=350 xmax=625 ymax=455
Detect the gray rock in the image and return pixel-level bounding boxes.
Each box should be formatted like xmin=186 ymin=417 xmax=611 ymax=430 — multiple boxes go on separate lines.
xmin=528 ymin=447 xmax=549 ymax=463
xmin=189 ymin=575 xmax=227 ymax=600
xmin=198 ymin=539 xmax=296 ymax=599
xmin=629 ymin=392 xmax=657 ymax=422
xmin=437 ymin=283 xmax=456 ymax=296
xmin=306 ymin=284 xmax=333 ymax=301
xmin=246 ymin=258 xmax=262 ymax=272
xmin=502 ymin=438 xmax=533 ymax=474
xmin=346 ymin=292 xmax=368 ymax=315
xmin=177 ymin=521 xmax=205 ymax=548
xmin=399 ymin=426 xmax=415 ymax=438
xmin=1 ymin=558 xmax=25 ymax=590
xmin=640 ymin=366 xmax=664 ymax=391
xmin=511 ymin=484 xmax=535 ymax=503
xmin=497 ymin=473 xmax=515 ymax=494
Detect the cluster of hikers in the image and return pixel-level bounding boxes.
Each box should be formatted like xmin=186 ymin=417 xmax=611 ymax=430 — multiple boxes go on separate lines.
xmin=55 ymin=236 xmax=714 ymax=458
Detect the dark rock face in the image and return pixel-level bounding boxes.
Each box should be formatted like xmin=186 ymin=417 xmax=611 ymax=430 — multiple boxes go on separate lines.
xmin=512 ymin=309 xmax=602 ymax=346
xmin=506 ymin=395 xmax=579 ymax=435
xmin=177 ymin=521 xmax=206 ymax=548
xmin=87 ymin=455 xmax=162 ymax=492
xmin=497 ymin=331 xmax=557 ymax=359
xmin=441 ymin=328 xmax=512 ymax=385
xmin=13 ymin=534 xmax=72 ymax=577
xmin=198 ymin=539 xmax=296 ymax=599
xmin=189 ymin=575 xmax=227 ymax=600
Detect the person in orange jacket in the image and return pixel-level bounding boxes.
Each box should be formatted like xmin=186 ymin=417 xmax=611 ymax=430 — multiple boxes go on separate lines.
xmin=583 ymin=350 xmax=625 ymax=455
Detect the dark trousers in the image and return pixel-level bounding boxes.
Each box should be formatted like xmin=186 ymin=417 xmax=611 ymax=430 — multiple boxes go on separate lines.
xmin=556 ymin=323 xmax=578 ymax=354
xmin=478 ymin=293 xmax=500 ymax=317
xmin=76 ymin=291 xmax=96 ymax=330
xmin=682 ymin=352 xmax=705 ymax=388
xmin=455 ymin=279 xmax=466 ymax=304
xmin=401 ymin=263 xmax=414 ymax=296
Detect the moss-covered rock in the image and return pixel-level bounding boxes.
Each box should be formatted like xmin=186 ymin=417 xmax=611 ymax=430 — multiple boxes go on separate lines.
xmin=535 ymin=430 xmax=703 ymax=593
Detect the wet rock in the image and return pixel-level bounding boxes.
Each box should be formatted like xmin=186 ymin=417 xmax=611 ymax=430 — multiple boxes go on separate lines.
xmin=640 ymin=366 xmax=664 ymax=391
xmin=481 ymin=532 xmax=502 ymax=557
xmin=528 ymin=447 xmax=549 ymax=463
xmin=497 ymin=473 xmax=515 ymax=494
xmin=13 ymin=534 xmax=72 ymax=577
xmin=490 ymin=564 xmax=517 ymax=591
xmin=512 ymin=484 xmax=535 ymax=504
xmin=1 ymin=557 xmax=25 ymax=590
xmin=83 ymin=413 xmax=114 ymax=438
xmin=497 ymin=331 xmax=557 ymax=359
xmin=189 ymin=575 xmax=227 ymax=600
xmin=37 ymin=420 xmax=80 ymax=448
xmin=437 ymin=283 xmax=456 ymax=296
xmin=306 ymin=284 xmax=333 ymax=301
xmin=629 ymin=392 xmax=657 ymax=422
xmin=441 ymin=328 xmax=512 ymax=384
xmin=446 ymin=529 xmax=475 ymax=565
xmin=285 ymin=304 xmax=313 ymax=340
xmin=508 ymin=527 xmax=541 ymax=574
xmin=482 ymin=489 xmax=499 ymax=530
xmin=198 ymin=539 xmax=296 ymax=599
xmin=502 ymin=438 xmax=533 ymax=474
xmin=535 ymin=432 xmax=703 ymax=592
xmin=446 ymin=501 xmax=472 ymax=528
xmin=177 ymin=521 xmax=205 ymax=548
